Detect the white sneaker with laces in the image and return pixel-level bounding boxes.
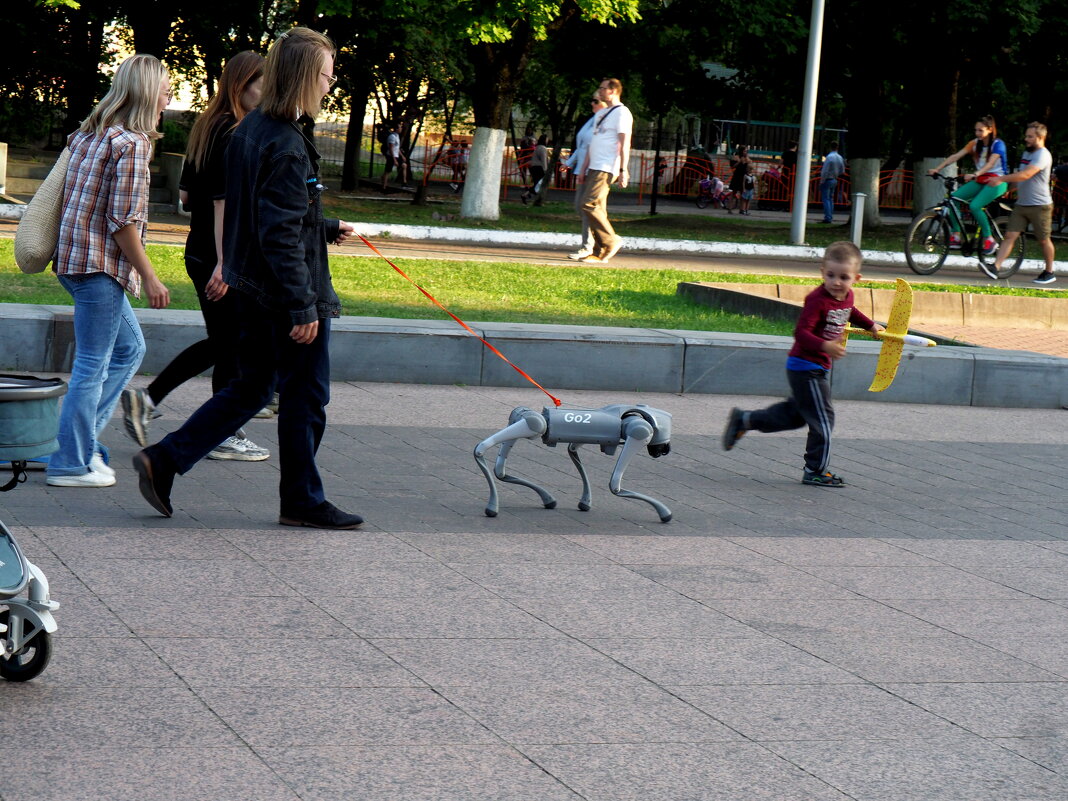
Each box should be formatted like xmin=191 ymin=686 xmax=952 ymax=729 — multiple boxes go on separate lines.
xmin=208 ymin=436 xmax=271 ymax=461
xmin=568 ymin=248 xmax=593 ymax=261
xmin=47 ymin=470 xmax=116 ymax=488
xmin=89 ymin=453 xmax=115 ymax=477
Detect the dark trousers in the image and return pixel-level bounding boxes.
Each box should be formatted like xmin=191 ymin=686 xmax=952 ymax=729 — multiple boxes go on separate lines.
xmin=148 ymin=255 xmax=241 ymax=403
xmin=155 ymin=291 xmax=331 ymax=513
xmin=749 ymin=368 xmax=835 ymax=474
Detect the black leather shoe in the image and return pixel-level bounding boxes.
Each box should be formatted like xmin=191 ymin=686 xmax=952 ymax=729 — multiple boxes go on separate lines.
xmin=279 ymin=501 xmax=363 ymax=530
xmin=132 ymin=448 xmax=174 ymax=517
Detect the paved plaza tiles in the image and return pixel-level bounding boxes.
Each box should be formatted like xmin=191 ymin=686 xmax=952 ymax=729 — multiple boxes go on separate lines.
xmin=0 ymin=378 xmax=1066 ymax=800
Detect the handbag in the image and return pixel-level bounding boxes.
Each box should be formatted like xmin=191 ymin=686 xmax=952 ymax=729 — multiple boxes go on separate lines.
xmin=14 ymin=148 xmax=70 ymax=274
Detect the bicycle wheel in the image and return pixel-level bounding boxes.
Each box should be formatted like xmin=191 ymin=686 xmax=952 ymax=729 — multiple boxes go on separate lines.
xmin=696 ymin=196 xmax=709 ymax=209
xmin=978 ymin=231 xmax=1025 ymax=278
xmin=904 ymin=210 xmax=950 ymax=275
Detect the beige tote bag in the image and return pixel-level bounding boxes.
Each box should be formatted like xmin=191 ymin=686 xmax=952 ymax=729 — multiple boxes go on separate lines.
xmin=14 ymin=148 xmax=71 ymax=274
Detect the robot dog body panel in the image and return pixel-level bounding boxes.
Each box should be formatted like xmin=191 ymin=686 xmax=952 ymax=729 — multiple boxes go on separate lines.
xmin=474 ymin=403 xmax=672 ymax=522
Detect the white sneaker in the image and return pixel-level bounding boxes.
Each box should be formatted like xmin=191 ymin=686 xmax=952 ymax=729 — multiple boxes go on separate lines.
xmin=568 ymin=248 xmax=593 ymax=261
xmin=47 ymin=470 xmax=116 ymax=488
xmin=89 ymin=453 xmax=115 ymax=478
xmin=208 ymin=436 xmax=270 ymax=461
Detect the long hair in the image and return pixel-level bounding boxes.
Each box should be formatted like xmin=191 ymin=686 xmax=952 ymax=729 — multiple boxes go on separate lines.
xmin=80 ymin=54 xmax=168 ymax=139
xmin=186 ymin=51 xmax=265 ymax=170
xmin=259 ymin=27 xmax=335 ymax=121
xmin=976 ymin=115 xmax=997 ymax=149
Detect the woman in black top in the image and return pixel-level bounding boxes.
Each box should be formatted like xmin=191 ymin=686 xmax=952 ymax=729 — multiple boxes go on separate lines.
xmin=121 ymin=51 xmax=268 ymax=460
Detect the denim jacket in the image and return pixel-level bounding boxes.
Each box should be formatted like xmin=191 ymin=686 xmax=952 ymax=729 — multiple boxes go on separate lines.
xmin=222 ymin=109 xmax=341 ymax=325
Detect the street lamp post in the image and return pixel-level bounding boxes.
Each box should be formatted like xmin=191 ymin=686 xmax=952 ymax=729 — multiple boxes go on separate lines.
xmin=790 ymin=0 xmax=826 ymax=245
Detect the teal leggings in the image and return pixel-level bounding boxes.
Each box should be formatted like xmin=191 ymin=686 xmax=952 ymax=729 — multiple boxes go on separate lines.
xmin=949 ymin=180 xmax=1008 ymax=238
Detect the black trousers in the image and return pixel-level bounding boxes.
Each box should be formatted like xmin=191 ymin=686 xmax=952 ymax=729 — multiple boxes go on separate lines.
xmin=155 ymin=291 xmax=329 ymax=514
xmin=147 ymin=255 xmax=241 ymax=404
xmin=748 ymin=368 xmax=835 ymax=474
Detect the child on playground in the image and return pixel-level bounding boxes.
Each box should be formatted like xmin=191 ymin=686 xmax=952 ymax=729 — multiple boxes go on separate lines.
xmin=722 ymin=241 xmax=884 ymax=487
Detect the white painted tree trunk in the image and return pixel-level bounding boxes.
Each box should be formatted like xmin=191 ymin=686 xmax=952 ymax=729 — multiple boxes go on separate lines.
xmin=848 ymin=157 xmax=881 ymax=228
xmin=461 ymin=126 xmax=506 ymax=221
xmin=912 ymin=157 xmax=955 ymax=213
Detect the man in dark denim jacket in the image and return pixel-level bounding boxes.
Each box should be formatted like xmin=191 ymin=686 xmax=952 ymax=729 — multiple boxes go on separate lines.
xmin=133 ymin=27 xmax=364 ymax=530
xmin=223 ymin=112 xmax=342 ymax=324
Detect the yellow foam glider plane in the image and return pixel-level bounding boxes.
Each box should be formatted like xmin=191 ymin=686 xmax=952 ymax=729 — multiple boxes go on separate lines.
xmin=845 ymin=278 xmax=937 ymax=392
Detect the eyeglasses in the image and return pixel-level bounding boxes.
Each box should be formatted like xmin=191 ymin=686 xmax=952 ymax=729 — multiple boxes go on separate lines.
xmin=321 ymin=73 xmax=338 ymax=86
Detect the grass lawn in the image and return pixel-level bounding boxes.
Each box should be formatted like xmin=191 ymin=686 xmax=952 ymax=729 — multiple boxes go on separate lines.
xmin=321 ymin=189 xmax=1068 ymax=260
xmin=0 ymin=240 xmax=792 ymax=335
xmin=0 ymin=235 xmax=1057 ymax=338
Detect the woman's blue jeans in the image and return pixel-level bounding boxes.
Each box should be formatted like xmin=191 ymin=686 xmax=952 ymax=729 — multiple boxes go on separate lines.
xmin=48 ymin=273 xmax=146 ymax=476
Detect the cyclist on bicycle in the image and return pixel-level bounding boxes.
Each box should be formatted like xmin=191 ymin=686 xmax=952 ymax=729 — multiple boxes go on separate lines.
xmin=927 ymin=115 xmax=1009 ymax=255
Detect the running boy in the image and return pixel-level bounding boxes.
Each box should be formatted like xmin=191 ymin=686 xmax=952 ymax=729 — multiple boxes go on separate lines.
xmin=722 ymin=241 xmax=883 ymax=487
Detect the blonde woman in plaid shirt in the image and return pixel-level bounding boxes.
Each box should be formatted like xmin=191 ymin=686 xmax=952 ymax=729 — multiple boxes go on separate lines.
xmin=46 ymin=54 xmax=171 ymax=488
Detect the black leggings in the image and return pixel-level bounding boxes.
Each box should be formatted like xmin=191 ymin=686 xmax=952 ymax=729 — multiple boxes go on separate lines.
xmin=147 ymin=255 xmax=241 ymax=406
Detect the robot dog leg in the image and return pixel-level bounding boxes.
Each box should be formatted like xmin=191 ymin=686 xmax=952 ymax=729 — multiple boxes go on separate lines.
xmin=608 ymin=413 xmax=672 ymax=522
xmin=473 ymin=407 xmax=556 ymax=517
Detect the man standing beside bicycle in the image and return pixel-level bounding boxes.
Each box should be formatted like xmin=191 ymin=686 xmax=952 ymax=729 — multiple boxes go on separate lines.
xmin=982 ymin=122 xmax=1056 ymax=285
xmin=927 ymin=115 xmax=1009 ymax=257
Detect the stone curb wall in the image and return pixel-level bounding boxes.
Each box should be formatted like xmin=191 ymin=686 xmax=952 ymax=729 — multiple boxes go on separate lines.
xmin=2 ymin=303 xmax=1064 ymax=409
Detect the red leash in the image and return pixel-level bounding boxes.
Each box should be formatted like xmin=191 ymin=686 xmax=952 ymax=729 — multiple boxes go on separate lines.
xmin=356 ymin=234 xmax=563 ymax=407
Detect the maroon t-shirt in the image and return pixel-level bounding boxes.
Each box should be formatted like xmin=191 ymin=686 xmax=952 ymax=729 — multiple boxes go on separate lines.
xmin=788 ymin=285 xmax=875 ymax=370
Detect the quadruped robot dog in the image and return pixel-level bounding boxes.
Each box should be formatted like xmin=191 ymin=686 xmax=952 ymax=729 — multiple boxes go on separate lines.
xmin=474 ymin=403 xmax=673 ymax=523
xmin=354 ymin=235 xmax=676 ymax=522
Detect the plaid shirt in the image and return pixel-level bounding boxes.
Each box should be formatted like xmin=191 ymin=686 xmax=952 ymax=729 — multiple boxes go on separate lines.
xmin=54 ymin=127 xmax=152 ymax=297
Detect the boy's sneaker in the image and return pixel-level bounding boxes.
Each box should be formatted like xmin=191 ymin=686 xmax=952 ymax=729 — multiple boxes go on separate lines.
xmin=568 ymin=247 xmax=593 ymax=261
xmin=1032 ymin=271 xmax=1057 ymax=285
xmin=121 ymin=388 xmax=153 ymax=447
xmin=802 ymin=470 xmax=845 ymax=487
xmin=948 ymin=232 xmax=962 ymax=249
xmin=208 ymin=436 xmax=270 ymax=461
xmin=722 ymin=408 xmax=747 ymax=451
xmin=982 ymin=237 xmax=997 ymax=256
xmin=979 ymin=260 xmax=1000 ymax=280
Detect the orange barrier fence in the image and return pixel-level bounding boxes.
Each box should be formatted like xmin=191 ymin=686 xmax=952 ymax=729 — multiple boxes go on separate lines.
xmin=415 ymin=142 xmax=918 ymax=212
xmin=632 ymin=153 xmax=918 ymax=212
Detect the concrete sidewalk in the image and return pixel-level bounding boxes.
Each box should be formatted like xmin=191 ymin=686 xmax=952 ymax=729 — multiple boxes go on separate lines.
xmin=1 ymin=378 xmax=1066 ymax=800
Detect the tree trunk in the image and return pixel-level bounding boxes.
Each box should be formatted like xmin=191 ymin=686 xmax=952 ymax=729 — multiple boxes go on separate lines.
xmin=342 ymin=74 xmax=372 ymax=191
xmin=127 ymin=3 xmax=173 ymax=58
xmin=461 ymin=127 xmax=506 ymax=220
xmin=459 ymin=32 xmax=535 ymax=219
xmin=62 ymin=7 xmax=106 ymax=135
xmin=848 ymin=157 xmax=881 ymax=228
xmin=912 ymin=157 xmax=951 ymax=212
